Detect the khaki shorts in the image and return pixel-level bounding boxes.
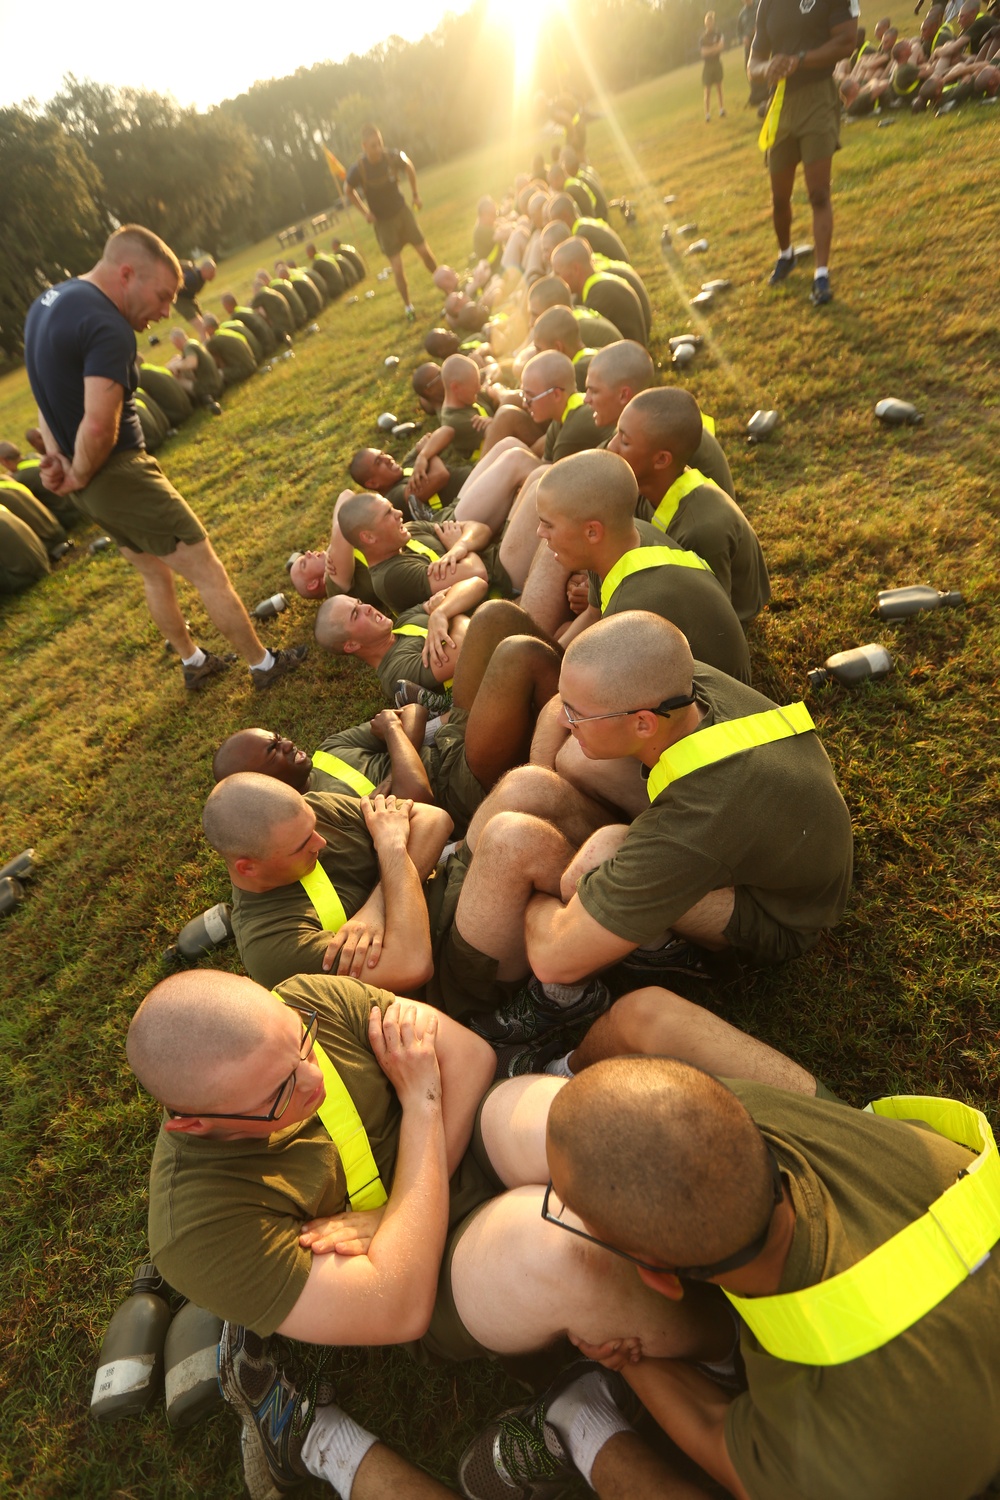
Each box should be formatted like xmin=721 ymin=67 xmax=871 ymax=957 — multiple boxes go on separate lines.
xmin=425 ymin=845 xmax=521 ymax=1021
xmin=76 ymin=450 xmax=207 ymax=556
xmin=375 ymin=204 xmax=425 ymax=259
xmin=768 ymin=75 xmax=841 ymax=173
xmin=724 ymin=887 xmax=823 ymax=963
xmin=174 ymin=292 xmax=201 ymax=322
xmin=431 ymin=709 xmax=486 ymax=839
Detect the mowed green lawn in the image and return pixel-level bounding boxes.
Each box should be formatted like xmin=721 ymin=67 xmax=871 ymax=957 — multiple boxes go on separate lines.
xmin=0 ymin=53 xmax=998 ymax=1498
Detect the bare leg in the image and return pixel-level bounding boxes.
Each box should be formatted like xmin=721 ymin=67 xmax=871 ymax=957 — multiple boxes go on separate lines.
xmin=457 ymin=435 xmax=528 ymax=486
xmin=454 ymin=447 xmax=541 ymax=532
xmin=478 ymin=1074 xmax=565 ymax=1187
xmin=519 ymin=543 xmax=574 ymax=637
xmin=530 ymin=696 xmax=569 ymax=769
xmin=672 ymin=888 xmax=736 ymax=949
xmin=450 ymin=1185 xmax=733 ymax=1359
xmin=354 ymin=1444 xmax=456 ymax=1499
xmin=554 ymin=736 xmax=649 ymax=818
xmin=592 ymin=1432 xmax=713 ymax=1500
xmin=769 ymin=161 xmax=797 ymax=252
xmin=803 ymin=155 xmax=834 ymax=269
xmin=498 ymin=471 xmax=549 ymax=590
xmin=455 ymin=811 xmax=575 ymax=979
xmin=162 ymin=537 xmax=266 ymax=663
xmin=451 ymin=599 xmax=555 ymax=711
xmin=389 ymin=252 xmax=411 ymax=308
xmin=119 ymin=547 xmax=198 ymax=657
xmin=481 ymin=404 xmax=546 ymax=455
xmin=569 ymin=986 xmax=818 ymax=1091
xmin=415 ymin=240 xmax=437 ymax=274
xmin=462 ymin=637 xmax=560 ymax=786
xmin=465 ymin=764 xmax=612 ymax=853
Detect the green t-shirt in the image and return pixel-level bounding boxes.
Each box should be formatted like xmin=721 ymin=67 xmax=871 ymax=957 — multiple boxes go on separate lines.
xmin=220 ymin=318 xmax=262 ymax=363
xmin=231 ymin=792 xmax=381 ymax=990
xmin=591 ymin=255 xmax=652 ymax=337
xmin=0 ymin=477 xmax=64 ymax=547
xmin=725 ymin=1080 xmax=1000 ymax=1500
xmin=571 ymin=307 xmax=623 ymax=346
xmin=0 ymin=504 xmax=49 ymax=591
xmin=325 ymin=554 xmax=382 ymax=611
xmin=386 ymin=465 xmax=470 ymax=519
xmin=576 ymin=665 xmax=853 ymax=954
xmin=369 ymin=524 xmax=447 ymax=614
xmin=572 ymin=217 xmax=630 ymax=263
xmin=309 ymin=254 xmax=346 ymax=299
xmin=691 ymin=426 xmax=736 ymax=500
xmin=230 ymin=306 xmax=277 ymax=356
xmin=270 ymin=278 xmax=307 ymax=328
xmin=288 ymin=269 xmax=323 ymax=316
xmin=572 ymin=349 xmax=598 ymax=392
xmin=581 ymin=274 xmax=646 ymax=347
xmin=636 ymin=475 xmax=771 ymax=626
xmin=251 ymin=285 xmax=294 ymax=338
xmin=588 ymin=523 xmax=751 ymax=682
xmin=439 ymin=401 xmax=492 ymax=463
xmin=138 ymin=363 xmax=193 ymax=425
xmin=184 ymin=338 xmax=223 ymax=399
xmin=543 ymin=397 xmax=614 ymax=464
xmin=207 ymin=328 xmax=257 ymax=385
xmin=373 ymin=607 xmax=447 ymax=700
xmin=135 ymin=395 xmax=170 ymax=450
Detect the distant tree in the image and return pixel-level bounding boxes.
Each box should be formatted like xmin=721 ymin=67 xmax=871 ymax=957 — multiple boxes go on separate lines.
xmin=0 ymin=106 xmax=107 ymax=359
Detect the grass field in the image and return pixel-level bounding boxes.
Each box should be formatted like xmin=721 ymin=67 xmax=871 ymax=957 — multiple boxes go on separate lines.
xmin=1 ymin=52 xmax=999 ymax=1499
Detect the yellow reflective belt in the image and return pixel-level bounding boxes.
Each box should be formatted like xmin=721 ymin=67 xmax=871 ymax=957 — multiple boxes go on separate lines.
xmin=298 ymin=862 xmax=347 ymax=932
xmin=405 ymin=537 xmax=440 ymax=562
xmin=312 ymin=1039 xmax=388 ymax=1210
xmin=758 ymin=77 xmax=786 ymax=153
xmin=601 ymin=545 xmax=712 ymax=613
xmin=651 ymin=468 xmax=712 ymax=533
xmin=392 ymin=623 xmax=453 ymax=689
xmin=702 ymin=414 xmax=716 ymax=437
xmin=559 ymin=392 xmax=586 ymax=423
xmin=726 ymin=1097 xmax=1000 ymax=1365
xmin=311 ymin=751 xmax=376 ymax=797
xmin=647 ymin=702 xmax=815 ymax=802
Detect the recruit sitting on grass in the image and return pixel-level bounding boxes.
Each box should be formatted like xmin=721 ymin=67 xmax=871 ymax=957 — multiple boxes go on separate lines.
xmin=21 ymin=224 xmax=305 ymax=691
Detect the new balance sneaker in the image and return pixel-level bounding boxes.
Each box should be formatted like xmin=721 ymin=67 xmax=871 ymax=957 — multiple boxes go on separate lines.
xmin=767 ymin=253 xmax=795 ymax=286
xmin=458 ymin=1361 xmax=636 ymax=1500
xmin=809 ymin=273 xmax=833 ymax=307
xmin=394 ymin=679 xmax=451 ymax=713
xmin=218 ymin=1322 xmax=333 ymax=1500
xmin=251 ymin=644 xmax=308 ymax=689
xmin=615 ymin=937 xmax=712 ymax=982
xmin=407 ymin=497 xmax=439 ymax=523
xmin=183 ymin=651 xmax=236 ymax=691
xmin=470 ymin=975 xmax=611 ymax=1046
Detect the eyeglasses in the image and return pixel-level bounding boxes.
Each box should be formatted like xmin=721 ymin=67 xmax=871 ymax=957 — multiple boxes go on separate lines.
xmin=520 ymin=384 xmax=559 ymax=407
xmin=540 ymin=1150 xmax=785 ymax=1280
xmin=560 ymin=689 xmax=698 ymax=727
xmin=167 ymin=1006 xmax=319 ymax=1123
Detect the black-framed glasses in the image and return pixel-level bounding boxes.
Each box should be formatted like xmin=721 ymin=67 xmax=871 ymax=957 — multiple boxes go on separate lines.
xmin=540 ymin=1149 xmax=785 ymax=1280
xmin=560 ymin=689 xmax=698 ymax=728
xmin=167 ymin=1006 xmax=319 ymax=1123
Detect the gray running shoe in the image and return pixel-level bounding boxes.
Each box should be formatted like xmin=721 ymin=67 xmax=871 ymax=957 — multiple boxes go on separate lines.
xmin=183 ymin=651 xmax=236 ymax=691
xmin=393 ymin=678 xmax=450 ymax=713
xmin=218 ymin=1322 xmax=334 ymax=1500
xmin=616 ymin=938 xmax=712 ymax=982
xmin=251 ymin=644 xmax=308 ymax=689
xmin=471 ymin=976 xmax=611 ymax=1046
xmin=491 ymin=1034 xmax=569 ymax=1080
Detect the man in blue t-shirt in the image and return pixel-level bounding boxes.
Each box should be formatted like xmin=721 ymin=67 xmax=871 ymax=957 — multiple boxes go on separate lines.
xmin=749 ymin=0 xmax=859 ymax=307
xmin=23 ymin=225 xmax=306 ymax=691
xmin=344 ymin=125 xmax=437 ymax=323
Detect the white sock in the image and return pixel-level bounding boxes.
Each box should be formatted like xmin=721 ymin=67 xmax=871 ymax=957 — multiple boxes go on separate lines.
xmin=422 ymin=714 xmax=442 ymax=746
xmin=180 ymin=646 xmax=206 ymax=668
xmin=300 ymin=1404 xmax=378 ymax=1498
xmin=249 ymin=649 xmax=274 ymax=673
xmin=814 ymin=266 xmax=829 ymax=279
xmin=547 ymin=1370 xmax=632 ymax=1489
xmin=544 ymin=1052 xmax=574 ymax=1079
xmin=541 ymin=980 xmax=586 ymax=1008
xmin=778 ymin=245 xmax=794 ymax=261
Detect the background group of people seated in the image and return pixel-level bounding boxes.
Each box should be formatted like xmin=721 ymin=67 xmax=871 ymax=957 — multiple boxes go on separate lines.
xmin=837 ymin=4 xmax=1000 ymax=115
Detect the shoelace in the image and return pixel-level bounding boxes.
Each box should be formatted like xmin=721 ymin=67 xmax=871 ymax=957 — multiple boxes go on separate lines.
xmin=497 ymin=1412 xmax=566 ymax=1483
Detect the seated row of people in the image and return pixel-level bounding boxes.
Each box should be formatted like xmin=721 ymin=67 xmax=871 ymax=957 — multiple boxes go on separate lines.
xmin=837 ymin=4 xmax=1000 ymax=113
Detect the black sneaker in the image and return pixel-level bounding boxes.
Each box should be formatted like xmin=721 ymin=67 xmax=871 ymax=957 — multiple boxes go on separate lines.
xmin=183 ymin=651 xmax=236 ymax=691
xmin=616 ymin=938 xmax=712 ymax=982
xmin=394 ymin=678 xmax=450 ymax=713
xmin=767 ymin=254 xmax=795 ymax=287
xmin=809 ymin=273 xmax=833 ymax=307
xmin=471 ymin=975 xmax=611 ymax=1046
xmin=251 ymin=644 xmax=308 ymax=689
xmin=218 ymin=1322 xmax=335 ymax=1500
xmin=457 ymin=1361 xmax=635 ymax=1500
xmin=491 ymin=1034 xmax=569 ymax=1080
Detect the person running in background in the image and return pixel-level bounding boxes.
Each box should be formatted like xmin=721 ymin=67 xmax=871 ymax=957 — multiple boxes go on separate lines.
xmin=701 ymin=11 xmax=727 ymax=119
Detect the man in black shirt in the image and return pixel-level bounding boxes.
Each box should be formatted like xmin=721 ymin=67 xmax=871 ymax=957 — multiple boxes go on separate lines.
xmin=749 ymin=0 xmax=858 ymax=306
xmin=345 ymin=125 xmax=437 ymax=322
xmin=23 ymin=225 xmax=306 ymax=692
xmin=174 ymin=256 xmax=216 ymax=338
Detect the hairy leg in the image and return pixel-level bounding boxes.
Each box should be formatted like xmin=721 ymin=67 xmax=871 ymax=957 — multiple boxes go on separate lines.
xmin=465 ymin=765 xmax=612 ymax=853
xmin=164 ymin=537 xmax=265 ymax=662
xmin=455 ymin=811 xmax=576 ymax=978
xmin=554 ymin=735 xmax=650 ymax=818
xmin=569 ymin=986 xmax=818 ymax=1091
xmin=354 ymin=1444 xmax=455 ymax=1499
xmin=592 ymin=1433 xmax=713 ymax=1500
xmin=451 ymin=599 xmax=555 ymax=710
xmin=519 ymin=542 xmax=575 ymax=637
xmin=477 ymin=1074 xmax=565 ymax=1187
xmin=671 ymin=888 xmax=736 ymax=949
xmin=481 ymin=403 xmax=546 ymax=456
xmin=461 ymin=635 xmax=562 ymax=788
xmin=498 ymin=468 xmax=549 ymax=590
xmin=118 ymin=546 xmax=197 ymax=657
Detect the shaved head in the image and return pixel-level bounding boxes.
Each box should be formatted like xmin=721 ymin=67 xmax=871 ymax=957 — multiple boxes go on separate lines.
xmin=528 ymin=276 xmax=573 ymax=320
xmin=0 ymin=440 xmax=19 ymax=465
xmin=540 ymin=221 xmax=570 ymax=259
xmin=552 ymin=238 xmax=594 ymax=276
xmin=103 ymin=224 xmax=181 ymax=278
xmin=546 ymin=193 xmax=577 ymax=227
xmin=202 ymin=772 xmax=305 ymax=861
xmin=532 ymin=305 xmax=583 ymax=354
xmin=626 ymin=389 xmax=704 ymax=468
xmin=563 ymin=610 xmax=694 ymax=711
xmin=315 ymin=595 xmax=354 ymax=654
xmin=425 ymin=328 xmax=460 ymax=359
xmin=537 ymin=449 xmax=638 ymax=535
xmin=337 ymin=492 xmax=385 ymax=546
xmin=522 ymin=349 xmax=575 ymax=396
xmin=589 ymin=341 xmax=654 ymax=393
xmin=127 ymin=970 xmax=275 ymax=1112
xmin=548 ymin=1057 xmax=774 ymax=1267
xmin=212 ymin=727 xmax=311 ymax=792
xmin=412 ymin=362 xmax=443 ymax=399
xmin=441 ymin=353 xmax=479 ymax=387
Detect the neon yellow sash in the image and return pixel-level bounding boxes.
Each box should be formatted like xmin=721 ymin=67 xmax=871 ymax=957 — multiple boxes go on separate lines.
xmin=299 ymin=862 xmax=347 ymax=932
xmin=601 ymin=545 xmax=713 ymax=613
xmin=651 ymin=468 xmax=712 ymax=534
xmin=406 ymin=537 xmax=440 ymax=563
xmin=726 ymin=1097 xmax=1000 ymax=1365
xmin=312 ymin=1040 xmax=388 ymax=1210
xmin=702 ymin=414 xmax=716 ymax=437
xmin=392 ymin=623 xmax=453 ymax=689
xmin=758 ymin=77 xmax=786 ymax=153
xmin=582 ymin=271 xmax=631 ymax=304
xmin=572 ymin=347 xmax=597 ymax=365
xmin=311 ymin=751 xmax=376 ymax=797
xmin=558 ymin=392 xmax=586 ymax=424
xmin=647 ymin=702 xmax=815 ymax=802
xmin=353 ymin=548 xmax=367 ymax=566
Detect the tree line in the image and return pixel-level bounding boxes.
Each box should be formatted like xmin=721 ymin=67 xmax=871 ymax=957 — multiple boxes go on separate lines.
xmin=0 ymin=0 xmax=702 ymax=360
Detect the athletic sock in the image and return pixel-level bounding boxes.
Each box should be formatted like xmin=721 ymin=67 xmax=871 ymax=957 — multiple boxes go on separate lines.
xmin=544 ymin=1052 xmax=575 ymax=1079
xmin=422 ymin=714 xmax=443 ymax=746
xmin=180 ymin=646 xmax=206 ymax=668
xmin=249 ymin=649 xmax=275 ymax=673
xmin=547 ymin=1371 xmax=633 ymax=1489
xmin=814 ymin=266 xmax=829 ymax=279
xmin=300 ymin=1404 xmax=378 ymax=1498
xmin=540 ymin=980 xmax=586 ymax=1009
xmin=778 ymin=246 xmax=794 ymax=261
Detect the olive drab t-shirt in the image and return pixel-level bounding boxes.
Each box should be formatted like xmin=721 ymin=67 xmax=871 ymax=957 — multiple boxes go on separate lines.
xmin=137 ymin=363 xmax=193 ymax=426
xmin=207 ymin=329 xmax=256 ymax=385
xmin=0 ymin=505 xmax=50 ymax=591
xmin=571 ymin=307 xmax=623 ymax=346
xmin=724 ymin=1080 xmax=1000 ymax=1500
xmin=373 ymin=607 xmax=448 ymax=699
xmin=270 ymin=278 xmax=307 ymax=328
xmin=592 ymin=255 xmax=652 ymax=337
xmin=580 ymin=274 xmax=646 ymax=347
xmin=231 ymin=792 xmax=381 ymax=990
xmin=587 ymin=522 xmax=751 ymax=682
xmin=368 ymin=523 xmax=447 ymax=614
xmin=576 ymin=665 xmax=853 ymax=951
xmin=636 ymin=477 xmax=771 ymax=626
xmin=306 ymin=722 xmax=434 ymax=797
xmin=309 ymin=254 xmax=347 ymax=299
xmin=543 ymin=398 xmax=614 ymax=464
xmin=572 ymin=217 xmax=630 ymax=263
xmin=0 ymin=477 xmax=64 ymax=547
xmin=251 ymin=285 xmax=294 ymax=338
xmin=230 ymin=306 xmax=277 ymax=357
xmin=439 ymin=401 xmax=493 ymax=463
xmin=184 ymin=338 xmax=224 ymax=399
xmin=288 ymin=270 xmax=323 ymax=317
